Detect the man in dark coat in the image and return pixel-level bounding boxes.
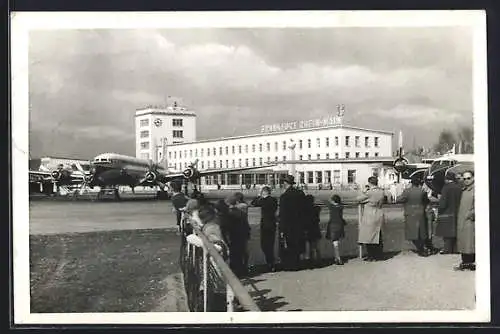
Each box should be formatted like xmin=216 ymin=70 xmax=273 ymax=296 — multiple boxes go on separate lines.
xmin=225 ymin=195 xmax=251 ymax=278
xmin=435 ymin=172 xmax=463 ymax=254
xmin=170 ymin=181 xmax=189 ymax=233
xmin=454 ymin=170 xmax=475 ymax=271
xmin=278 ymin=175 xmax=306 ymax=270
xmin=251 ymin=186 xmax=278 ymax=271
xmin=396 ymin=177 xmax=431 ymax=256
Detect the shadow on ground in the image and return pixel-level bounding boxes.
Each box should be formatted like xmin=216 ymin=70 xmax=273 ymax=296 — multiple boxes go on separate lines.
xmin=243 ymin=278 xmax=289 ymax=311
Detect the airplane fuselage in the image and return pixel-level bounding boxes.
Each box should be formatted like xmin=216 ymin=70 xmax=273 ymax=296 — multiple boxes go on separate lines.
xmin=89 ymin=153 xmax=171 ymax=189
xmin=423 ymin=154 xmax=474 ymax=194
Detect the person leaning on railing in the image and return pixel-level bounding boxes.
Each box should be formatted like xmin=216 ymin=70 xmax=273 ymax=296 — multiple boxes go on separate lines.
xmin=356 ymin=176 xmax=386 ymax=262
xmin=184 ymin=193 xmax=229 ymax=259
xmin=183 ymin=199 xmax=231 ymax=312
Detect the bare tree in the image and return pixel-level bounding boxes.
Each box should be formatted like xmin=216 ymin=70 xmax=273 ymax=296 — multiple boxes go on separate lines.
xmin=433 ymin=130 xmax=456 ymax=154
xmin=457 ymin=126 xmax=474 ymax=153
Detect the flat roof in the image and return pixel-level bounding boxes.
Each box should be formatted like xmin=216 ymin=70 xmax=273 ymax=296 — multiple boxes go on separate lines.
xmin=167 ymin=125 xmax=394 ymax=147
xmin=135 ymin=108 xmax=196 ymax=117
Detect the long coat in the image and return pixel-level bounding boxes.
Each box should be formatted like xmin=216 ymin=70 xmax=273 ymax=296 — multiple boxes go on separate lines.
xmin=435 ymin=182 xmax=463 ymax=238
xmin=357 ymin=187 xmax=385 ymax=244
xmin=456 ymin=184 xmax=475 ymax=254
xmin=279 ymin=186 xmax=306 ymax=252
xmin=396 ymin=186 xmax=430 ymax=241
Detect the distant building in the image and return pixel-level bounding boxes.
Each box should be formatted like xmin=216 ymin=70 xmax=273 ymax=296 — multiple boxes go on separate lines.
xmin=164 ymin=114 xmax=397 ymax=189
xmin=134 ymin=101 xmax=197 ymax=163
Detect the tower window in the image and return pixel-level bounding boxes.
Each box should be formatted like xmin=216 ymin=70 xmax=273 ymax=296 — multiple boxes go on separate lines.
xmin=173 ymin=130 xmax=183 ymax=138
xmin=172 ymin=119 xmax=183 ymax=127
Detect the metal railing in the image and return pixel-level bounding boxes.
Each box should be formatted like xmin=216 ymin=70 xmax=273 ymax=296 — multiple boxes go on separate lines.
xmin=179 ymin=213 xmax=261 ymax=312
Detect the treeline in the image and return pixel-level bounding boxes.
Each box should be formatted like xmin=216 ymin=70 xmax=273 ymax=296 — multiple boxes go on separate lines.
xmin=405 ymin=126 xmax=473 ymax=158
xmin=433 ymin=126 xmax=474 ymax=155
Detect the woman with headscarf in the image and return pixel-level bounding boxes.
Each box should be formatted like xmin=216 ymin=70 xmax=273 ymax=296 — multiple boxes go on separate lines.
xmin=396 ymin=176 xmax=431 ymax=256
xmin=356 ymin=176 xmax=386 ymax=261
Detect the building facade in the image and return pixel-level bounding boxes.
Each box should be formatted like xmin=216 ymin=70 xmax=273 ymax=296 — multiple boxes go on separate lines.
xmin=162 ymin=123 xmax=397 ymax=189
xmin=135 ymin=103 xmax=196 ymax=163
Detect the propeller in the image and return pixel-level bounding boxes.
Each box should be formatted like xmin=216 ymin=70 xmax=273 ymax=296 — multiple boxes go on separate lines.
xmin=137 ymin=162 xmax=167 ymax=192
xmin=73 ymin=161 xmax=94 ymax=196
xmin=182 ymin=159 xmax=200 ymax=181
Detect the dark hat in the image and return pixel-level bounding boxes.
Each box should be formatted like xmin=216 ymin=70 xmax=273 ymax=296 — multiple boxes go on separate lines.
xmin=282 ymin=174 xmax=296 ymax=185
xmin=410 ymin=175 xmax=422 ymax=185
xmin=368 ymin=176 xmax=378 ymax=186
xmin=226 ymin=195 xmax=238 ymax=206
xmin=445 ymin=171 xmax=456 ymax=181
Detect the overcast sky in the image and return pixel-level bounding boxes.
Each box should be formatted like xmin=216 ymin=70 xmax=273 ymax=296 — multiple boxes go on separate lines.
xmin=28 ymin=27 xmax=473 ymax=159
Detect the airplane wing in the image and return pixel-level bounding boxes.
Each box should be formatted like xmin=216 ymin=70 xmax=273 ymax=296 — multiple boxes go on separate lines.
xmin=29 ymin=170 xmax=86 ymax=183
xmin=29 ymin=170 xmax=52 ymax=178
xmin=159 ymin=164 xmax=278 ymax=183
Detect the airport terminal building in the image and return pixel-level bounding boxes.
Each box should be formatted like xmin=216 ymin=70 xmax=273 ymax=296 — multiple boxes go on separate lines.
xmin=135 ymin=103 xmax=398 ymax=189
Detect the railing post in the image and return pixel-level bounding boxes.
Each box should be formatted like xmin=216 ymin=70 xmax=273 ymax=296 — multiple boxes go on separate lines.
xmin=203 ymin=246 xmax=208 ymax=312
xmin=358 ymin=203 xmax=363 ymax=259
xmin=226 ymin=284 xmax=234 ymax=312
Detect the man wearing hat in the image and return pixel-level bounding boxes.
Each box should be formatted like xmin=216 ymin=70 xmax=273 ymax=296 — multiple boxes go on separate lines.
xmin=278 ymin=174 xmax=306 ymax=270
xmin=396 ymin=175 xmax=432 ymax=256
xmin=435 ymin=171 xmax=463 ymax=254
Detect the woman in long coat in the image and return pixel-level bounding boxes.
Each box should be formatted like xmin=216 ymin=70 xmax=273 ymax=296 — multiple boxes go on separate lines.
xmin=356 ymin=176 xmax=386 ymax=261
xmin=455 ymin=170 xmax=475 ymax=271
xmin=396 ymin=177 xmax=430 ymax=256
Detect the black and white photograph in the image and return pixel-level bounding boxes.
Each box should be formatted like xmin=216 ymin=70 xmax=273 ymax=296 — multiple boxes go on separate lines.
xmin=11 ymin=10 xmax=489 ymax=324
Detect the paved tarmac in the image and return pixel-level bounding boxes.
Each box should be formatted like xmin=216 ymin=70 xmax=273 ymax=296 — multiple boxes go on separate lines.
xmin=29 ymin=200 xmax=402 ymax=235
xmin=29 ymin=199 xmax=475 ymax=313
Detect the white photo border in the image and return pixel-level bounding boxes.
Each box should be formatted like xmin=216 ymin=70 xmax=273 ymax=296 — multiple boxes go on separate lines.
xmin=11 ymin=10 xmax=490 ymax=324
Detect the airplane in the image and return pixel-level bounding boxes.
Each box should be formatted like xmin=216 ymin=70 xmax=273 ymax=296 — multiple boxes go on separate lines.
xmin=405 ymin=153 xmax=474 ymax=195
xmin=30 ymin=152 xmax=278 ymax=200
xmin=29 ymin=162 xmax=92 ymax=194
xmin=390 ymin=130 xmax=474 ymax=194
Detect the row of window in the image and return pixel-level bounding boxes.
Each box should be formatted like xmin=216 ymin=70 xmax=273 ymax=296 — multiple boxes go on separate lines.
xmin=169 ymin=149 xmax=380 ymax=160
xmin=297 ymin=170 xmax=357 ymax=184
xmin=139 ymin=118 xmax=184 ymax=127
xmin=140 ymin=130 xmax=184 ymax=139
xmin=170 ymin=152 xmax=380 ymax=171
xmin=298 ymin=152 xmax=380 ymax=159
xmin=168 ymin=136 xmax=380 ymax=160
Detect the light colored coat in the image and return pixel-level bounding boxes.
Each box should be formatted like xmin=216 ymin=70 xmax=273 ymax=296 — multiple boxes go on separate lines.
xmin=357 ymin=187 xmax=386 ymax=244
xmin=456 ymin=184 xmax=475 ymax=254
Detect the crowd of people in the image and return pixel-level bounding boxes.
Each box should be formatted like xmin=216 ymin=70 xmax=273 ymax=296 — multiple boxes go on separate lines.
xmin=171 ymin=168 xmax=476 ymax=278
